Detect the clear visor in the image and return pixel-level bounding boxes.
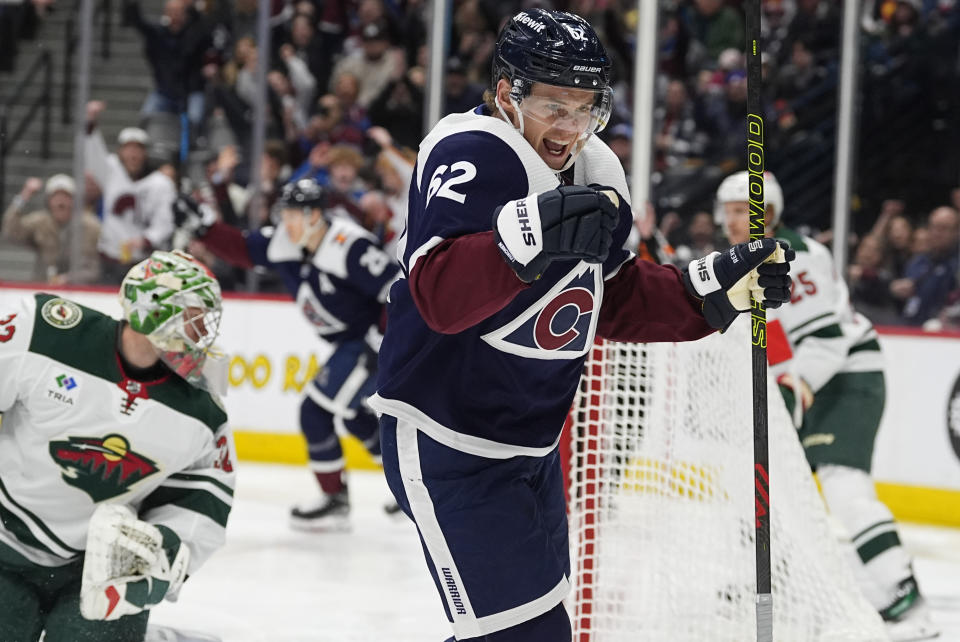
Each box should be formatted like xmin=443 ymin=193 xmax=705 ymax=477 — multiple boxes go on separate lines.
xmin=514 ymin=82 xmax=612 ymax=137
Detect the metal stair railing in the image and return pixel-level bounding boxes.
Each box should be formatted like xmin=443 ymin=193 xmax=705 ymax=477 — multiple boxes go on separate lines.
xmin=62 ymin=0 xmax=113 ymax=124
xmin=0 ymin=49 xmax=53 ymax=209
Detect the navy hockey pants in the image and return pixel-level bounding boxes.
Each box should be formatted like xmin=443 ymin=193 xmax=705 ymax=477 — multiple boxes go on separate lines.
xmin=380 ymin=415 xmax=571 ymax=641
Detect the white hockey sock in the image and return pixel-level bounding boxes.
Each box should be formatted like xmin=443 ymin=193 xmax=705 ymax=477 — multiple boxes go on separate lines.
xmin=818 ymin=464 xmax=913 ymax=610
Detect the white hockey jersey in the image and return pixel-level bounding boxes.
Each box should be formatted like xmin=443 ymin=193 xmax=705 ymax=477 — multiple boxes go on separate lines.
xmin=0 ymin=294 xmax=235 ymax=576
xmin=85 ymin=130 xmax=176 ymax=262
xmin=768 ymin=228 xmax=883 ymax=392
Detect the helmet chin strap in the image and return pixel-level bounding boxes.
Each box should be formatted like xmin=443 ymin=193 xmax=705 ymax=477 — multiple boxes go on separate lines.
xmin=495 ymin=94 xmax=524 ymax=136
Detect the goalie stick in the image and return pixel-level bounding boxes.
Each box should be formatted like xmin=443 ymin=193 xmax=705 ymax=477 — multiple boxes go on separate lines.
xmin=745 ymin=1 xmax=773 ymax=640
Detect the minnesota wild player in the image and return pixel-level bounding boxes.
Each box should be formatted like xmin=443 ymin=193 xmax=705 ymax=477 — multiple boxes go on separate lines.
xmin=716 ymin=171 xmax=938 ymax=642
xmin=0 ymin=250 xmax=235 ymax=642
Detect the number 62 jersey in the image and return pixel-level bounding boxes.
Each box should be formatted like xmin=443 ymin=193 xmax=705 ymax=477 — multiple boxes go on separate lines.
xmin=371 ymin=107 xmax=715 ymax=457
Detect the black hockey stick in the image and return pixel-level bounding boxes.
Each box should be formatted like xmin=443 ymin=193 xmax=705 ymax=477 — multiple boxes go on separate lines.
xmin=745 ymin=1 xmax=772 ymax=640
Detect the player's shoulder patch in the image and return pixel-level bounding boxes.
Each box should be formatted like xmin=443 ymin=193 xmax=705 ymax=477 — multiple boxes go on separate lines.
xmin=312 ymin=217 xmax=377 ymax=278
xmin=39 ymin=296 xmax=84 ymax=330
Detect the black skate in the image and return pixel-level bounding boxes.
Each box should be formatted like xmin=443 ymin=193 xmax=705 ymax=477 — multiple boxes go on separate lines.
xmin=289 ymin=489 xmax=351 ymax=532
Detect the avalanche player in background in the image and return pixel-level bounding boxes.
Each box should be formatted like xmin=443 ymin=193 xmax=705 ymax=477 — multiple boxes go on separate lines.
xmin=0 ymin=250 xmax=234 ymax=641
xmin=370 ymin=10 xmax=795 ymax=641
xmin=716 ymin=171 xmax=938 ymax=641
xmin=173 ymin=180 xmax=399 ymax=530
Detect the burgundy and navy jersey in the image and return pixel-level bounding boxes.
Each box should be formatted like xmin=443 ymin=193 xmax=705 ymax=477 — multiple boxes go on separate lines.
xmin=242 ymin=216 xmax=399 ymax=345
xmin=370 ymin=109 xmax=647 ymax=456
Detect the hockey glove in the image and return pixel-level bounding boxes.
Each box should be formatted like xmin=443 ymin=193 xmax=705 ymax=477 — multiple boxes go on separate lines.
xmin=493 ymin=185 xmax=620 ymax=283
xmin=777 ymin=373 xmax=814 ymax=428
xmin=683 ymin=238 xmax=795 ymax=330
xmin=80 ymin=504 xmax=190 ymax=622
xmin=172 ymin=195 xmax=217 ymax=238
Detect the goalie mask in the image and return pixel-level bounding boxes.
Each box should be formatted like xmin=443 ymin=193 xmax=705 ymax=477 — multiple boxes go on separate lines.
xmin=492 ymin=9 xmax=613 ymax=171
xmin=120 ymin=250 xmax=224 ymax=389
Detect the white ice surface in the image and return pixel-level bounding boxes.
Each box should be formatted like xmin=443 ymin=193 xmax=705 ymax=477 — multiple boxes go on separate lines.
xmin=149 ymin=462 xmax=960 ymax=642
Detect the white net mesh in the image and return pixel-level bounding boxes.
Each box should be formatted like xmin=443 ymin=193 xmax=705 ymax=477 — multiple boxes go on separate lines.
xmin=566 ymin=320 xmax=889 ymax=642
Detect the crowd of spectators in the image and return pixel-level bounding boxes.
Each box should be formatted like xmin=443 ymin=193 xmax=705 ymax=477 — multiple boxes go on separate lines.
xmin=1 ymin=0 xmax=959 ymax=328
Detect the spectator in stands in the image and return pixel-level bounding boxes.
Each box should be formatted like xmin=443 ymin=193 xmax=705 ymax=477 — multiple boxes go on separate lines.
xmin=673 ymin=211 xmax=719 ymax=264
xmin=654 ymin=79 xmax=709 ymax=171
xmin=125 ymin=0 xmax=213 ymax=136
xmin=329 ymin=19 xmax=404 ymax=109
xmin=443 ymin=56 xmax=484 ymax=115
xmin=775 ymin=37 xmax=829 ymax=101
xmin=278 ymin=43 xmax=319 ymax=129
xmin=330 ymin=74 xmax=371 ymax=146
xmin=786 ymin=0 xmax=840 ymax=62
xmin=849 ymin=235 xmax=901 ymax=324
xmin=684 ymin=0 xmax=744 ymax=61
xmin=244 ymin=139 xmax=289 ymax=227
xmin=0 ymin=0 xmax=42 ymax=72
xmin=606 ymin=123 xmax=633 ymax=182
xmin=2 ymin=175 xmax=102 ymax=284
xmin=84 ymin=101 xmax=177 ymax=283
xmin=284 ymin=12 xmax=336 ymax=97
xmin=891 ymin=206 xmax=959 ymax=325
xmin=326 ymin=145 xmax=366 ymax=201
xmin=368 ymin=67 xmax=425 ymax=150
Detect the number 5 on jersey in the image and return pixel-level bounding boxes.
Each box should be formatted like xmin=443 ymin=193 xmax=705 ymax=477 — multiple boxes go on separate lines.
xmin=425 ymin=162 xmax=477 ymax=208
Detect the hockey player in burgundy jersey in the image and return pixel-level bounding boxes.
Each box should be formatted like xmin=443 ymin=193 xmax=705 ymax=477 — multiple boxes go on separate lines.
xmin=173 ymin=180 xmax=399 ymax=531
xmin=370 ymin=9 xmax=795 ymax=642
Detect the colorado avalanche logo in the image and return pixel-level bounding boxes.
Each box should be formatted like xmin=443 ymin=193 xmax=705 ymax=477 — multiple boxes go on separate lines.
xmin=482 ymin=264 xmax=601 ymax=359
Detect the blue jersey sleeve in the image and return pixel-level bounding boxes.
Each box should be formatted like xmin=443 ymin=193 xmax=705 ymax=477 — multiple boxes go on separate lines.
xmin=346 ymin=237 xmax=401 ymax=302
xmin=601 ymin=195 xmax=637 ymax=279
xmin=244 ymin=229 xmax=272 ymax=268
xmin=403 ymin=131 xmax=531 ymax=272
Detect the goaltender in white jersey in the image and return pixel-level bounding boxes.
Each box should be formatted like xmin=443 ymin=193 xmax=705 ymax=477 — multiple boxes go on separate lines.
xmin=0 ymin=250 xmax=234 ymax=641
xmin=716 ymin=171 xmax=938 ymax=642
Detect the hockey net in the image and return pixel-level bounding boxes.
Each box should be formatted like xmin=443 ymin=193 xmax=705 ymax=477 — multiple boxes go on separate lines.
xmin=564 ymin=320 xmax=888 ymax=642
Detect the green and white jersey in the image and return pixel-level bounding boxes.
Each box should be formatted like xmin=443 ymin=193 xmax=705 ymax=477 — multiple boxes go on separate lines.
xmin=768 ymin=228 xmax=884 ymax=392
xmin=0 ymin=293 xmax=235 ymax=575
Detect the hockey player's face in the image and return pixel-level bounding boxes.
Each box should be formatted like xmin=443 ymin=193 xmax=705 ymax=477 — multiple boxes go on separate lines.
xmin=281 ymin=208 xmax=324 ymax=245
xmin=513 ymin=83 xmax=598 ymax=170
xmin=723 ymin=201 xmax=775 ymax=244
xmin=723 ymin=201 xmax=751 ymax=245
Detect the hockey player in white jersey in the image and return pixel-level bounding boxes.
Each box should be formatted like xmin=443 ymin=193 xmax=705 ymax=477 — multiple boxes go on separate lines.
xmin=0 ymin=250 xmax=235 ymax=641
xmin=716 ymin=171 xmax=938 ymax=641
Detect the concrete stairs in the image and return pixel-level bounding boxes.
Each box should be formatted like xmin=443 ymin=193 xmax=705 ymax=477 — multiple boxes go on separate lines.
xmin=0 ymin=0 xmax=166 ymax=211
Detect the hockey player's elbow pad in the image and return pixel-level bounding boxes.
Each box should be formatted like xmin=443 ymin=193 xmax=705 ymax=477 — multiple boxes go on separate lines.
xmin=682 ymin=239 xmax=794 ymax=329
xmin=492 ymin=185 xmax=619 ymax=283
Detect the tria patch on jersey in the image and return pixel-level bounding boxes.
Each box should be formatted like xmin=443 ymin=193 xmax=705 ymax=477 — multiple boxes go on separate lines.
xmin=41 ymin=298 xmax=83 ymax=330
xmin=482 ymin=264 xmax=601 ymax=360
xmin=48 ymin=434 xmax=159 ymax=502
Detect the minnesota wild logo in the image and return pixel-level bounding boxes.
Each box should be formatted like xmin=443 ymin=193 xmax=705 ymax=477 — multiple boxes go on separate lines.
xmin=49 ymin=434 xmax=159 ymax=501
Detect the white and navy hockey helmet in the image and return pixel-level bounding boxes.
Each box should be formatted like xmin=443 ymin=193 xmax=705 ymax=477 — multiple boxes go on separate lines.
xmin=492 ymin=9 xmax=613 ymax=137
xmin=713 ymin=170 xmax=785 ymax=227
xmin=279 ymin=178 xmax=329 ymax=213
